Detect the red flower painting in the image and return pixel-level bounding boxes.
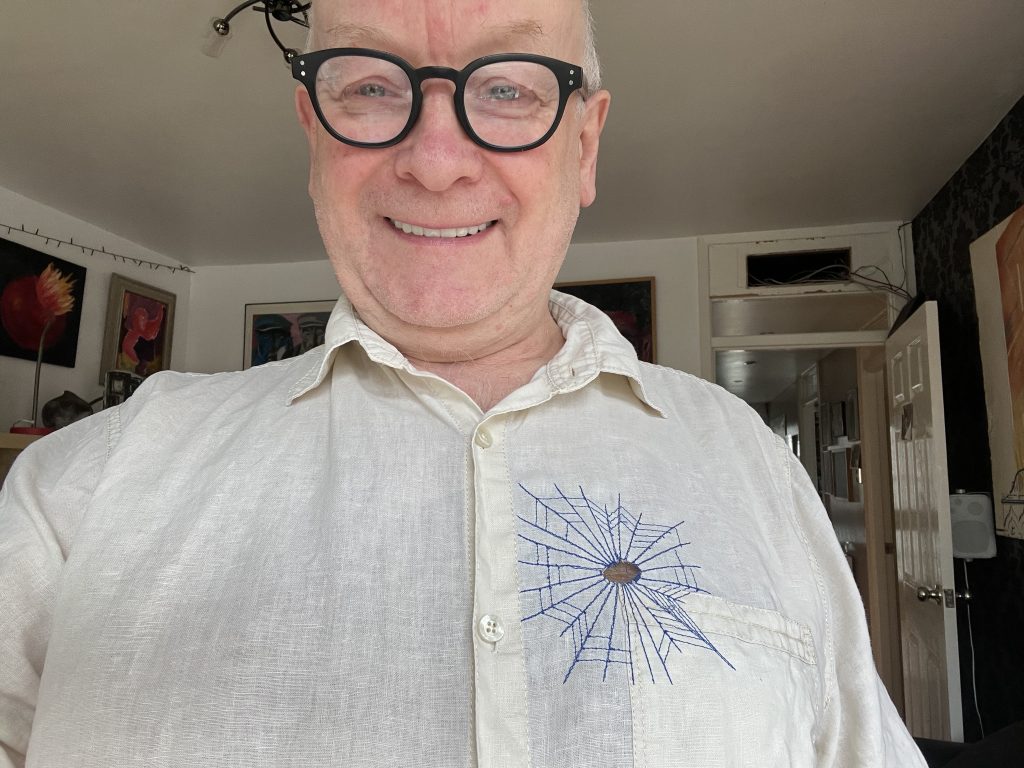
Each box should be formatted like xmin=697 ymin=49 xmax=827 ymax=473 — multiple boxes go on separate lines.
xmin=1 ymin=238 xmax=86 ymax=369
xmin=0 ymin=263 xmax=77 ymax=353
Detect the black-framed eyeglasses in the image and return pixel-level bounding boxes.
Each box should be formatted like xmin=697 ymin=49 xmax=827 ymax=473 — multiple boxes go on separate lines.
xmin=292 ymin=48 xmax=584 ymax=152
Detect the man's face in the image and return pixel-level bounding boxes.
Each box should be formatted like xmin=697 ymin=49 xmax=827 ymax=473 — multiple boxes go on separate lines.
xmin=296 ymin=0 xmax=610 ymax=344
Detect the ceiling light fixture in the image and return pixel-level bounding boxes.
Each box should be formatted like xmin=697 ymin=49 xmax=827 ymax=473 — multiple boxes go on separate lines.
xmin=205 ymin=1 xmax=311 ymax=63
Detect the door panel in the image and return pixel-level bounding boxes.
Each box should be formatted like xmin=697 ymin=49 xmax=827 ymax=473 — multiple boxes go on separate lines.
xmin=885 ymin=301 xmax=962 ymax=741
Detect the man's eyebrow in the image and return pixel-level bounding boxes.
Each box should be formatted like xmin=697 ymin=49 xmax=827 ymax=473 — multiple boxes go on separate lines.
xmin=320 ymin=22 xmax=399 ymax=49
xmin=488 ymin=19 xmax=546 ymax=42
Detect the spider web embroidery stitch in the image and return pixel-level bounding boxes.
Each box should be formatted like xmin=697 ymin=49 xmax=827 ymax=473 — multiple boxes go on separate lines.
xmin=518 ymin=484 xmax=733 ymax=684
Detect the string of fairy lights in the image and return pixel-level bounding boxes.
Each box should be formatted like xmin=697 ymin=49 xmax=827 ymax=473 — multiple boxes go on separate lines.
xmin=1 ymin=222 xmax=196 ymax=275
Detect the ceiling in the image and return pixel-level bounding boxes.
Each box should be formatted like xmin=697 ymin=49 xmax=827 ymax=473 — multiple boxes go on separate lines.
xmin=716 ymin=348 xmax=830 ymax=406
xmin=3 ymin=1 xmax=1024 ymax=267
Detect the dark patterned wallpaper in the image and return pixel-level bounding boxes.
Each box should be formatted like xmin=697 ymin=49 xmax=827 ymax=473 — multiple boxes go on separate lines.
xmin=912 ymin=92 xmax=1024 ymax=740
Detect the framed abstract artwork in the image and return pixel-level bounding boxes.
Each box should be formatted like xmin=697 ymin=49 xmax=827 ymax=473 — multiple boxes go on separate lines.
xmin=0 ymin=236 xmax=87 ymax=368
xmin=243 ymin=300 xmax=335 ymax=369
xmin=100 ymin=274 xmax=176 ymax=384
xmin=971 ymin=205 xmax=1024 ymax=538
xmin=555 ymin=277 xmax=656 ymax=363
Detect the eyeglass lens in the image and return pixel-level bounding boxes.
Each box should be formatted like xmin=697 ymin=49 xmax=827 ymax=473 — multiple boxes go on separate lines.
xmin=314 ymin=55 xmax=562 ymax=148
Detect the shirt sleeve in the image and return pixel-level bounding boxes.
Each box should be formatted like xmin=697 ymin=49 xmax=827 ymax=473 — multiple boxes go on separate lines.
xmin=777 ymin=439 xmax=927 ymax=767
xmin=0 ymin=413 xmax=111 ymax=766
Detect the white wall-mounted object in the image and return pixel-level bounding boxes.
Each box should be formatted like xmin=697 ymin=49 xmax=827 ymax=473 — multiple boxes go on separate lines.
xmin=949 ymin=492 xmax=997 ymax=560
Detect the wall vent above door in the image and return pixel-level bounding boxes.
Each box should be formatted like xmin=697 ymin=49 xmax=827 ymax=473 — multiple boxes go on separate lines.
xmin=746 ymin=249 xmax=852 ymax=288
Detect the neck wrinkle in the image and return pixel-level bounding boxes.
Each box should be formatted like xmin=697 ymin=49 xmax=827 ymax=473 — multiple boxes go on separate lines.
xmin=405 ymin=314 xmax=565 ymax=411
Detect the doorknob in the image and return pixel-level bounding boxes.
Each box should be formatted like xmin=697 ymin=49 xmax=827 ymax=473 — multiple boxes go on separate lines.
xmin=916 ymin=585 xmax=955 ymax=607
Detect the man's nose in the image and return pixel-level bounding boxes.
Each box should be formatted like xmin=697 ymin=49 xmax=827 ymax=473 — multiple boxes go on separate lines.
xmin=393 ymin=83 xmax=483 ymax=191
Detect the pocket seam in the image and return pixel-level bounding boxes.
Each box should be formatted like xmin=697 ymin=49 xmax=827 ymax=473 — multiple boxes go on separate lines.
xmin=683 ymin=592 xmax=816 ymax=666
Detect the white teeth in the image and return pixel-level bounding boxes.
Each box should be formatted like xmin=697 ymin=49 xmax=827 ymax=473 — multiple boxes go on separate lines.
xmin=391 ymin=219 xmax=493 ymax=238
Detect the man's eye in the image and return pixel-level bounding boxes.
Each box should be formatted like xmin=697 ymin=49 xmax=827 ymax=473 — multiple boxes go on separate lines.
xmin=486 ymin=83 xmax=521 ymax=101
xmin=356 ymin=83 xmax=388 ymax=97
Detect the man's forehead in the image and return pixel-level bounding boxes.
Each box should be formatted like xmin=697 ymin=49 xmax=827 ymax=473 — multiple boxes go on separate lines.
xmin=319 ymin=19 xmax=546 ymax=48
xmin=314 ymin=0 xmax=581 ymax=60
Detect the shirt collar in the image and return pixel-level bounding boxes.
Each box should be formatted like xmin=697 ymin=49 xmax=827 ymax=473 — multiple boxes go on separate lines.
xmin=286 ymin=293 xmax=405 ymax=404
xmin=286 ymin=291 xmax=666 ymax=416
xmin=543 ymin=291 xmax=665 ymax=415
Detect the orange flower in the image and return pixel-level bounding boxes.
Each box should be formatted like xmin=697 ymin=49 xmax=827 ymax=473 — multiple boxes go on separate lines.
xmin=35 ymin=263 xmax=76 ymax=319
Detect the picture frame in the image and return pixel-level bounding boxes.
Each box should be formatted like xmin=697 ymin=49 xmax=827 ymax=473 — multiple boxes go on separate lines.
xmin=103 ymin=370 xmax=144 ymax=409
xmin=970 ymin=203 xmax=1024 ymax=538
xmin=0 ymin=235 xmax=87 ymax=368
xmin=243 ymin=300 xmax=335 ymax=369
xmin=100 ymin=274 xmax=176 ymax=384
xmin=554 ymin=277 xmax=656 ymax=363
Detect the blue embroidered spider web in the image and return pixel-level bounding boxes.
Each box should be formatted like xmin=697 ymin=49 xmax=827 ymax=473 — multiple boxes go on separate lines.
xmin=518 ymin=484 xmax=733 ymax=683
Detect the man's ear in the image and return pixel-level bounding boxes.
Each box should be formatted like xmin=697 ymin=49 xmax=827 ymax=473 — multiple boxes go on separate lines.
xmin=578 ymin=90 xmax=611 ymax=208
xmin=295 ymin=85 xmax=318 ymax=149
xmin=295 ymin=85 xmax=319 ymax=196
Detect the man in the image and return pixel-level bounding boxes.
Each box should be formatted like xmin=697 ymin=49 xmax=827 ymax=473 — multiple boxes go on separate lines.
xmin=0 ymin=1 xmax=925 ymax=765
xmin=253 ymin=313 xmax=297 ymax=364
xmin=296 ymin=314 xmax=328 ymax=354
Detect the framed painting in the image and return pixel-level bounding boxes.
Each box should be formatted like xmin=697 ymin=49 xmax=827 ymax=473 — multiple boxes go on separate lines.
xmin=0 ymin=235 xmax=87 ymax=368
xmin=100 ymin=274 xmax=176 ymax=384
xmin=555 ymin=277 xmax=656 ymax=363
xmin=970 ymin=204 xmax=1024 ymax=539
xmin=243 ymin=300 xmax=335 ymax=369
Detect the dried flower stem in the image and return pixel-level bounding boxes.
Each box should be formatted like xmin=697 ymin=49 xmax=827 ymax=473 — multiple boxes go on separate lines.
xmin=31 ymin=317 xmax=54 ymax=428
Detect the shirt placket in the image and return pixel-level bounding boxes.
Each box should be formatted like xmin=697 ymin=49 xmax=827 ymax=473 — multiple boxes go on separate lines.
xmin=470 ymin=413 xmax=531 ymax=768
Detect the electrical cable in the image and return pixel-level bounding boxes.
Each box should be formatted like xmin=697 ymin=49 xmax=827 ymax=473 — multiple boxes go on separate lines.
xmin=896 ymin=222 xmax=912 ymax=293
xmin=748 ymin=262 xmax=848 ymax=286
xmin=749 ymin=262 xmax=911 ymax=299
xmin=852 ymin=264 xmax=894 ymax=285
xmin=848 ymin=270 xmax=912 ymax=299
xmin=963 ymin=559 xmax=985 ymax=739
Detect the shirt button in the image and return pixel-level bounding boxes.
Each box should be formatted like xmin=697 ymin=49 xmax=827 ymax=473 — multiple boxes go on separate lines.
xmin=478 ymin=614 xmax=505 ymax=644
xmin=474 ymin=428 xmax=493 ymax=449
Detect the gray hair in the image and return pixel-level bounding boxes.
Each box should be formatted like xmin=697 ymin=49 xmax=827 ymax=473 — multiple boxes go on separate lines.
xmin=305 ymin=2 xmax=601 ymax=95
xmin=580 ymin=0 xmax=601 ymax=96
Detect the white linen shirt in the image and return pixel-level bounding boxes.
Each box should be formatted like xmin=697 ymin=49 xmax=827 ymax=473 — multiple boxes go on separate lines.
xmin=0 ymin=292 xmax=924 ymax=767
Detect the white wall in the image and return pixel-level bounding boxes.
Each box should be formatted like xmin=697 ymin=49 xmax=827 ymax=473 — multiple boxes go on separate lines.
xmin=185 ymin=259 xmax=338 ymax=374
xmin=559 ymin=237 xmax=702 ymax=374
xmin=0 ymin=187 xmax=191 ymax=430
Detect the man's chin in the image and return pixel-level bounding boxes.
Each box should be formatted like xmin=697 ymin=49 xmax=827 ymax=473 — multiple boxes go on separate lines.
xmin=372 ymin=285 xmax=520 ymax=336
xmin=386 ymin=299 xmax=497 ymax=332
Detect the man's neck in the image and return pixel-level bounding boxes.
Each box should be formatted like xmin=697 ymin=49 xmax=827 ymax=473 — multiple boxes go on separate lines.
xmin=405 ymin=314 xmax=565 ymax=411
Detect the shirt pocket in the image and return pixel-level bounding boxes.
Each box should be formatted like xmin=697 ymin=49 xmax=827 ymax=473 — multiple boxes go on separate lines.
xmin=631 ymin=592 xmax=820 ymax=768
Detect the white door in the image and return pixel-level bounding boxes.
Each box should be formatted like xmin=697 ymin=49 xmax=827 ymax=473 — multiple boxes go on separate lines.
xmin=886 ymin=301 xmax=963 ymax=741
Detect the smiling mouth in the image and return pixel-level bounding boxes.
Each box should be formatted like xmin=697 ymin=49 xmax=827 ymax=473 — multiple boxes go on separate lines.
xmin=388 ymin=218 xmax=495 ymax=239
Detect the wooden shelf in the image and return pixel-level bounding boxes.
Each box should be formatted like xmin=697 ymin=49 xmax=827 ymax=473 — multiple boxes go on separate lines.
xmin=825 ymin=437 xmax=862 ymax=452
xmin=0 ymin=433 xmax=44 ymax=451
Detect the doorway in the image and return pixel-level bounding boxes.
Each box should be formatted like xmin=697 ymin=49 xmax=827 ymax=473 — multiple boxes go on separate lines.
xmin=715 ymin=345 xmax=905 ymax=713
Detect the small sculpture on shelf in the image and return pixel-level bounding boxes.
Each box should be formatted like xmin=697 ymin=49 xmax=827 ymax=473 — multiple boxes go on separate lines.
xmin=40 ymin=391 xmax=95 ymax=429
